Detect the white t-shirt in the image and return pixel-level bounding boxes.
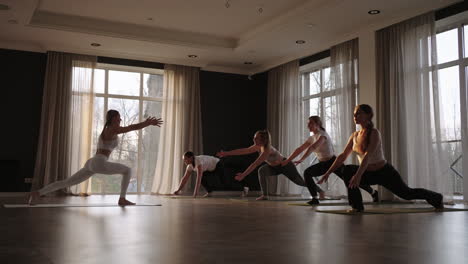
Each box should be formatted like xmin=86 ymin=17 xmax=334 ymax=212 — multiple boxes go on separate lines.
xmin=352 ymin=129 xmax=386 ymax=165
xmin=186 ymin=155 xmax=220 ymax=172
xmin=306 ymin=130 xmax=334 ymax=161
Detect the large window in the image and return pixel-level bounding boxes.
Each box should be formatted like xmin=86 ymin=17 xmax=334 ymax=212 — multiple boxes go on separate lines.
xmin=433 ymin=20 xmax=468 ymax=194
xmin=300 ymin=59 xmax=357 ymax=147
xmin=90 ymin=65 xmax=163 ymax=194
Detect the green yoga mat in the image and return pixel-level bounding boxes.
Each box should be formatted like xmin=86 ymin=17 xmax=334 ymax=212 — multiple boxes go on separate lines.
xmin=315 ymin=207 xmax=468 ymax=215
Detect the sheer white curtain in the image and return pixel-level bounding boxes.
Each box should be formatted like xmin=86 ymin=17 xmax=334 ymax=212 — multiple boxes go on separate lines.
xmin=151 ymin=64 xmax=202 ymax=194
xmin=376 ymin=12 xmax=452 ymax=198
xmin=32 ymin=52 xmax=96 ymax=194
xmin=325 ymin=38 xmax=359 ymax=197
xmin=267 ymin=60 xmax=303 ymax=195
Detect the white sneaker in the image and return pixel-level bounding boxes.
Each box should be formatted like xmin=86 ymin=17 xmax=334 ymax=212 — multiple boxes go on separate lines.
xmin=241 ymin=187 xmax=249 ymax=198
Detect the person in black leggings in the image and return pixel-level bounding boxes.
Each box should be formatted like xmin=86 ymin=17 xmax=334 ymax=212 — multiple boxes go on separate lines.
xmin=318 ymin=104 xmax=443 ymax=212
xmin=282 ymin=116 xmax=377 ymax=205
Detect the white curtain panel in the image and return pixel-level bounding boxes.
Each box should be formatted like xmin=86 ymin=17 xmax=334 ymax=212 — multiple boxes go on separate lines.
xmin=151 ymin=64 xmax=203 ymax=194
xmin=267 ymin=60 xmax=304 ymax=196
xmin=325 ymin=38 xmax=359 ymax=197
xmin=32 ymin=52 xmax=96 ymax=194
xmin=376 ymin=12 xmax=452 ymax=197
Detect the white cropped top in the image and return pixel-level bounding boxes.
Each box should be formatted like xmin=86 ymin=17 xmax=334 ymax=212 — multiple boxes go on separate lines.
xmin=97 ymin=136 xmax=118 ymax=151
xmin=264 ymin=146 xmax=284 ymax=165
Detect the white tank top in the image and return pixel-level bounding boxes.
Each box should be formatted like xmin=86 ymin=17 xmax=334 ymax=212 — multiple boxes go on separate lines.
xmin=306 ymin=130 xmax=334 ymax=161
xmin=352 ymin=129 xmax=386 ymax=165
xmin=186 ymin=155 xmax=220 ymax=172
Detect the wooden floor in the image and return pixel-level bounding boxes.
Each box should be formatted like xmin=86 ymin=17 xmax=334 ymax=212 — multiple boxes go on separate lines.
xmin=1 ymin=194 xmax=468 ymax=264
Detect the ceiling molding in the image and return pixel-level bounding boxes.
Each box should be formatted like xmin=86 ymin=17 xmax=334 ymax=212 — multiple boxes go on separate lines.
xmin=29 ymin=10 xmax=237 ymax=50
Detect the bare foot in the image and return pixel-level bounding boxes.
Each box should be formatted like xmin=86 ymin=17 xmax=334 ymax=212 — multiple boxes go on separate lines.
xmin=346 ymin=208 xmax=364 ymax=213
xmin=118 ymin=198 xmax=136 ymax=206
xmin=318 ymin=191 xmax=326 ymax=200
xmin=203 ymin=192 xmax=212 ymax=198
xmin=255 ymin=195 xmax=268 ymax=201
xmin=28 ymin=191 xmax=40 ymax=205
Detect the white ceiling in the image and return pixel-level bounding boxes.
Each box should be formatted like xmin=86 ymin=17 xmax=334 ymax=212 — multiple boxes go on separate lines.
xmin=0 ymin=0 xmax=462 ymax=75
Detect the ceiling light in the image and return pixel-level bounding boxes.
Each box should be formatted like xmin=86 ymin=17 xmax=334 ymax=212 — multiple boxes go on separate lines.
xmin=8 ymin=19 xmax=18 ymax=24
xmin=188 ymin=55 xmax=198 ymax=58
xmin=225 ymin=0 xmax=230 ymax=8
xmin=90 ymin=43 xmax=101 ymax=47
xmin=147 ymin=17 xmax=153 ymax=21
xmin=306 ymin=23 xmax=316 ymax=28
xmin=0 ymin=4 xmax=10 ymax=11
xmin=368 ymin=10 xmax=380 ymax=15
xmin=244 ymin=62 xmax=253 ymax=65
xmin=296 ymin=40 xmax=306 ymax=44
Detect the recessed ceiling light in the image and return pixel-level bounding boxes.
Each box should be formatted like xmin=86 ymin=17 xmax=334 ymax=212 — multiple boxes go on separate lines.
xmin=296 ymin=40 xmax=306 ymax=44
xmin=244 ymin=62 xmax=253 ymax=65
xmin=90 ymin=43 xmax=101 ymax=47
xmin=147 ymin=17 xmax=153 ymax=21
xmin=368 ymin=10 xmax=380 ymax=15
xmin=0 ymin=4 xmax=10 ymax=11
xmin=188 ymin=55 xmax=198 ymax=58
xmin=306 ymin=23 xmax=316 ymax=28
xmin=8 ymin=19 xmax=18 ymax=24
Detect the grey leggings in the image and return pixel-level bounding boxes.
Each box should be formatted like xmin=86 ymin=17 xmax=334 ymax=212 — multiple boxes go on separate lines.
xmin=258 ymin=162 xmax=306 ymax=195
xmin=38 ymin=154 xmax=132 ymax=198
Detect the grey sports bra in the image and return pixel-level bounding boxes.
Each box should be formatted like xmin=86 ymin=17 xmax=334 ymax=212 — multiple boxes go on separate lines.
xmin=97 ymin=136 xmax=118 ymax=151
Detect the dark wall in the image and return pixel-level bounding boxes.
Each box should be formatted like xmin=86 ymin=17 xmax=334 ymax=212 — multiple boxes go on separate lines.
xmin=199 ymin=71 xmax=268 ymax=190
xmin=0 ymin=49 xmax=46 ymax=191
xmin=200 ymin=71 xmax=267 ymax=155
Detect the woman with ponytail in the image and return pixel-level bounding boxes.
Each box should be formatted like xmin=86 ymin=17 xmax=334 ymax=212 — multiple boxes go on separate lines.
xmin=29 ymin=110 xmax=163 ymax=206
xmin=318 ymin=104 xmax=443 ymax=212
xmin=282 ymin=116 xmax=377 ymax=205
xmin=216 ymin=130 xmax=306 ymax=200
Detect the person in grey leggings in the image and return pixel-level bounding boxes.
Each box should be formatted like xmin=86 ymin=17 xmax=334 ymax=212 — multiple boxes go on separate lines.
xmin=29 ymin=110 xmax=163 ymax=206
xmin=217 ymin=130 xmax=305 ymax=200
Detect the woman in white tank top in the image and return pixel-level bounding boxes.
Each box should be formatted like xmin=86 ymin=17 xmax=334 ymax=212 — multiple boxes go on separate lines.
xmin=318 ymin=104 xmax=443 ymax=212
xmin=173 ymin=151 xmax=224 ymax=198
xmin=282 ymin=116 xmax=377 ymax=205
xmin=217 ymin=130 xmax=306 ymax=200
xmin=29 ymin=110 xmax=163 ymax=206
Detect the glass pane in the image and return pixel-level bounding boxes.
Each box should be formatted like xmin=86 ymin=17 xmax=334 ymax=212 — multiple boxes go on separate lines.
xmin=436 ymin=28 xmax=459 ymax=64
xmin=324 ymin=96 xmax=338 ymax=143
xmin=304 ymin=98 xmax=320 ymax=138
xmin=108 ymin=70 xmax=140 ymax=96
xmin=90 ymin=97 xmax=106 ymax=193
xmin=323 ymin=67 xmax=332 ymax=91
xmin=94 ymin=69 xmax=105 ymax=94
xmin=139 ymin=101 xmax=163 ymax=192
xmin=437 ymin=66 xmax=461 ymax=142
xmin=464 ymin=25 xmax=468 ymax=58
xmin=143 ymin=74 xmax=163 ymax=98
xmin=308 ymin=71 xmax=321 ymax=95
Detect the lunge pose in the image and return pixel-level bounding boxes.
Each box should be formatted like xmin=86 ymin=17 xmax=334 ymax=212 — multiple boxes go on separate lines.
xmin=174 ymin=152 xmax=225 ymax=198
xmin=29 ymin=110 xmax=163 ymax=206
xmin=217 ymin=130 xmax=306 ymax=200
xmin=282 ymin=116 xmax=378 ymax=205
xmin=318 ymin=104 xmax=443 ymax=212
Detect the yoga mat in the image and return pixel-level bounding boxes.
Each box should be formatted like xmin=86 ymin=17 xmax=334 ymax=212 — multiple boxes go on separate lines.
xmin=2 ymin=203 xmax=161 ymax=208
xmin=315 ymin=207 xmax=468 ymax=215
xmin=288 ymin=200 xmax=414 ymax=207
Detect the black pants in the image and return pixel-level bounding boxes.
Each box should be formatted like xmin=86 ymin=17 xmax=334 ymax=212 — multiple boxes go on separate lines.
xmin=201 ymin=160 xmax=224 ymax=193
xmin=342 ymin=163 xmax=442 ymax=210
xmin=304 ymin=156 xmax=375 ymax=197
